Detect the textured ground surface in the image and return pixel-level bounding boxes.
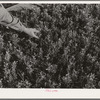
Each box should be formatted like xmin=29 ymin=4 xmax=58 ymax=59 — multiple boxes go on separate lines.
xmin=0 ymin=4 xmax=100 ymax=88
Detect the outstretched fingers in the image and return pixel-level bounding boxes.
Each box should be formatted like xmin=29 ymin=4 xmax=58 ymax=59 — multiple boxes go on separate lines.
xmin=30 ymin=28 xmax=40 ymax=39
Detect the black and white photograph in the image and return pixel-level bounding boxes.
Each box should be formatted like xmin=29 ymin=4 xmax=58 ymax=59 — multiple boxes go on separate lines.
xmin=0 ymin=2 xmax=100 ymax=89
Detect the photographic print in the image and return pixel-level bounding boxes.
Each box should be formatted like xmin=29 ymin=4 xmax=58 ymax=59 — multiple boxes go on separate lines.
xmin=0 ymin=3 xmax=100 ymax=89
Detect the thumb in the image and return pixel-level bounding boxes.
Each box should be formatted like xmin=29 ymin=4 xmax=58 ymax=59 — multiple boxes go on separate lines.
xmin=33 ymin=29 xmax=40 ymax=33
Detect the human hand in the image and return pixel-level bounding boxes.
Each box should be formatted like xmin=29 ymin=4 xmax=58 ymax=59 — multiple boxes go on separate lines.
xmin=26 ymin=28 xmax=40 ymax=39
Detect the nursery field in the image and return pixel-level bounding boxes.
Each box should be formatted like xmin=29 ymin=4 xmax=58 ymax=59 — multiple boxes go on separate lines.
xmin=0 ymin=4 xmax=100 ymax=88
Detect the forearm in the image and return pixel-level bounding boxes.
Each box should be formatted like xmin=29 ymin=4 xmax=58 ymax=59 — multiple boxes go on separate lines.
xmin=7 ymin=4 xmax=40 ymax=12
xmin=0 ymin=4 xmax=13 ymax=25
xmin=0 ymin=4 xmax=26 ymax=32
xmin=0 ymin=4 xmax=39 ymax=38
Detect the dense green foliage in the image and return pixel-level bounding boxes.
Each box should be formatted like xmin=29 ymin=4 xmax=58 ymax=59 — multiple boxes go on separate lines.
xmin=0 ymin=4 xmax=100 ymax=88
